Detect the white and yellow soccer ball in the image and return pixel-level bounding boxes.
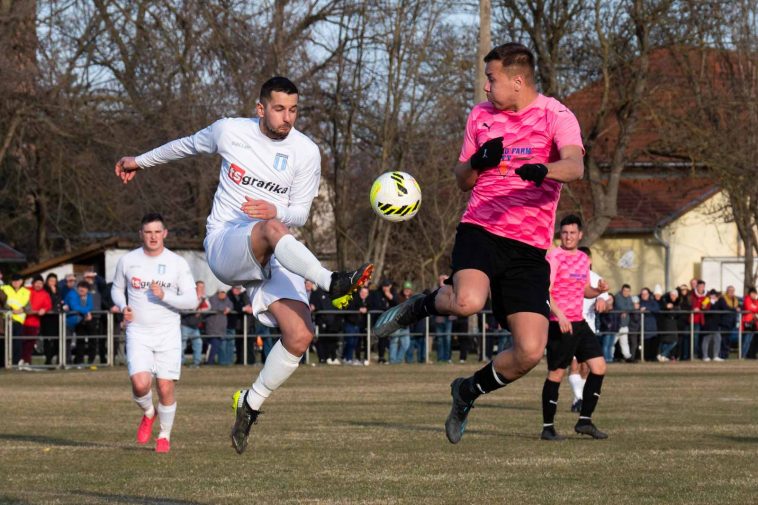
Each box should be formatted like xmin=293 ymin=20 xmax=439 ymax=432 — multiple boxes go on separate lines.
xmin=369 ymin=171 xmax=422 ymax=222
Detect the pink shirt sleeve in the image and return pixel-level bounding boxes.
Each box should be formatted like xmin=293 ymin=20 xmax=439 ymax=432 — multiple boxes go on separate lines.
xmin=551 ymin=108 xmax=585 ymax=154
xmin=458 ymin=107 xmax=480 ymax=162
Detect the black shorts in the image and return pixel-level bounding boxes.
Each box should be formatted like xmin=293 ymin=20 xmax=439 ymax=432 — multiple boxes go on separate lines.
xmin=449 ymin=223 xmax=550 ymax=325
xmin=546 ymin=320 xmax=604 ymax=371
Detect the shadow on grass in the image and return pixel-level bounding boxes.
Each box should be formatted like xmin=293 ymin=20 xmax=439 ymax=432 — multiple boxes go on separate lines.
xmin=0 ymin=433 xmax=103 ymax=448
xmin=336 ymin=419 xmax=535 ymax=439
xmin=712 ymin=434 xmax=758 ymax=444
xmin=0 ymin=495 xmax=29 ymax=505
xmin=71 ymin=491 xmax=204 ymax=505
xmin=416 ymin=400 xmax=537 ymax=411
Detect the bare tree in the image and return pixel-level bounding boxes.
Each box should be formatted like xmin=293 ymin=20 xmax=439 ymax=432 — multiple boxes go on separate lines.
xmin=654 ymin=0 xmax=758 ymax=291
xmin=474 ymin=0 xmax=492 ymax=104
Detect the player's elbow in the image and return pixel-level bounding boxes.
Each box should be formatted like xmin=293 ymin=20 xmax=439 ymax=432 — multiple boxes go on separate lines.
xmin=568 ymin=159 xmax=584 ymax=182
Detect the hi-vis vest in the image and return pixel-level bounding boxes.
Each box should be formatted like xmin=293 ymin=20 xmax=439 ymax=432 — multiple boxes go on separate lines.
xmin=1 ymin=285 xmax=30 ymax=324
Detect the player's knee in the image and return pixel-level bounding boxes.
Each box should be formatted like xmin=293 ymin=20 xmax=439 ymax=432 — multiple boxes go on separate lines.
xmin=261 ymin=219 xmax=288 ymax=241
xmin=547 ymin=369 xmax=564 ymax=382
xmin=589 ymin=360 xmax=607 ymax=376
xmin=131 ymin=379 xmax=151 ymax=397
xmin=452 ymin=292 xmax=486 ymax=317
xmin=285 ymin=329 xmax=313 ymax=356
xmin=513 ymin=343 xmax=544 ymax=372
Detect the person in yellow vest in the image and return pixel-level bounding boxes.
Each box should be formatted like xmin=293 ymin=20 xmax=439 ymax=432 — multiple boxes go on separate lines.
xmin=1 ymin=273 xmax=31 ymax=368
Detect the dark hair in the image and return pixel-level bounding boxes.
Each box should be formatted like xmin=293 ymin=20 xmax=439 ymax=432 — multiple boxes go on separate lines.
xmin=622 ymin=283 xmax=631 ymax=290
xmin=484 ymin=43 xmax=535 ymax=80
xmin=560 ymin=214 xmax=583 ymax=230
xmin=32 ymin=274 xmax=44 ymax=283
xmin=45 ymin=273 xmax=58 ymax=282
xmin=748 ymin=287 xmax=757 ymax=295
xmin=77 ymin=281 xmax=90 ymax=289
xmin=141 ymin=213 xmax=165 ymax=228
xmin=697 ymin=279 xmax=705 ymax=286
xmin=578 ymin=246 xmax=591 ymax=257
xmin=260 ymin=76 xmax=298 ymax=104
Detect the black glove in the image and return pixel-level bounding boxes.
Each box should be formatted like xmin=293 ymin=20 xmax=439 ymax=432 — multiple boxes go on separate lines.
xmin=515 ymin=163 xmax=548 ymax=187
xmin=469 ymin=137 xmax=504 ymax=172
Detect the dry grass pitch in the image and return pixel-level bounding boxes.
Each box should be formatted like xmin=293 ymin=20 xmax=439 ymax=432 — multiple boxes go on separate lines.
xmin=1 ymin=359 xmax=757 ymax=504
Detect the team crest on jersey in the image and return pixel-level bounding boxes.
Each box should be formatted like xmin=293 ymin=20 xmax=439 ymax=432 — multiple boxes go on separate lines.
xmin=273 ymin=153 xmax=288 ymax=172
xmin=131 ymin=277 xmax=142 ymax=289
xmin=158 ymin=264 xmax=166 ymax=274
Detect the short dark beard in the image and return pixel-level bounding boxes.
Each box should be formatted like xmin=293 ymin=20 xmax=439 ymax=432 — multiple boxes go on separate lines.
xmin=260 ymin=117 xmax=290 ymax=140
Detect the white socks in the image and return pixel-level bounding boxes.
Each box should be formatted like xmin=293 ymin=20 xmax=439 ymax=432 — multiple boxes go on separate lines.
xmin=274 ymin=234 xmax=332 ymax=290
xmin=247 ymin=340 xmax=302 ymax=411
xmin=568 ymin=373 xmax=585 ymax=402
xmin=157 ymin=402 xmax=177 ymax=440
xmin=134 ymin=392 xmax=155 ymax=418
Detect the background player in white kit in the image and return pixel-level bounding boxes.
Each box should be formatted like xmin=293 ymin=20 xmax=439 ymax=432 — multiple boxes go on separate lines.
xmin=111 ymin=213 xmax=198 ymax=453
xmin=114 ymin=77 xmax=372 ymax=455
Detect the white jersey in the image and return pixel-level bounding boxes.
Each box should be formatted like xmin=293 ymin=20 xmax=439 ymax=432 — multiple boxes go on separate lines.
xmin=583 ymin=270 xmax=610 ymax=331
xmin=111 ymin=247 xmax=197 ymax=335
xmin=135 ymin=118 xmax=321 ymax=233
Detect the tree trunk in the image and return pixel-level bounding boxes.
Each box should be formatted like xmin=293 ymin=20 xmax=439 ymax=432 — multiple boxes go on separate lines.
xmin=474 ymin=0 xmax=491 ymax=104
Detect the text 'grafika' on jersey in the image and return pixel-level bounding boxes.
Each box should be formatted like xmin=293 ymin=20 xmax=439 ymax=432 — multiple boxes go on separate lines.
xmin=111 ymin=248 xmax=197 ymax=332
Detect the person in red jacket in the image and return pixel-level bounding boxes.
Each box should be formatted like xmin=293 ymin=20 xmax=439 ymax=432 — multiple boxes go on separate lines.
xmin=742 ymin=287 xmax=758 ymax=359
xmin=22 ymin=275 xmax=53 ymax=368
xmin=689 ymin=280 xmax=707 ymax=359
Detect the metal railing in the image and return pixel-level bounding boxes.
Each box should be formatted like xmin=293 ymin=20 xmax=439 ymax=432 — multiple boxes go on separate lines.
xmin=1 ymin=308 xmax=754 ymax=369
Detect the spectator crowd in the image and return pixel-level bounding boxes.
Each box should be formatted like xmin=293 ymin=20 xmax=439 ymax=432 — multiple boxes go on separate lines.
xmin=1 ymin=268 xmax=757 ymax=368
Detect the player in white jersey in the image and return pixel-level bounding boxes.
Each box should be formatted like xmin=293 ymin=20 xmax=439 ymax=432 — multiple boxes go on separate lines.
xmin=111 ymin=214 xmax=198 ymax=453
xmin=114 ymin=77 xmax=373 ymax=455
xmin=567 ymin=246 xmax=610 ymax=413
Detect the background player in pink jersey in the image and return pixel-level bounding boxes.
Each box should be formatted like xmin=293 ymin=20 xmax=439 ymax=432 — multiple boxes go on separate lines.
xmin=541 ymin=215 xmax=609 ymax=441
xmin=373 ymin=43 xmax=585 ymax=443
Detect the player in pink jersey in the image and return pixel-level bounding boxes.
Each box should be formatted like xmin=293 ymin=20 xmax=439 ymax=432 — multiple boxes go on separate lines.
xmin=372 ymin=43 xmax=585 ymax=443
xmin=541 ymin=215 xmax=609 ymax=441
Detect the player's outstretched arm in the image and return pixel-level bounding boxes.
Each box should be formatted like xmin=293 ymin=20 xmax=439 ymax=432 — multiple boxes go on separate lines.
xmin=114 ymin=122 xmax=221 ymax=185
xmin=115 ymin=156 xmax=141 ymax=185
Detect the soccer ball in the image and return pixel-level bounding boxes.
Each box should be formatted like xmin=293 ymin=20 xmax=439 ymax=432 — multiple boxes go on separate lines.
xmin=369 ymin=171 xmax=422 ymax=222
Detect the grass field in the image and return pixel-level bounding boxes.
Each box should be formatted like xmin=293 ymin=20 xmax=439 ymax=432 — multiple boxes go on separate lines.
xmin=1 ymin=359 xmax=757 ymax=505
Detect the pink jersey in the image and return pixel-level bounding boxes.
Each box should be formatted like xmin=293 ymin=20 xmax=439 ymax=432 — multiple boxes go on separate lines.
xmin=458 ymin=94 xmax=583 ymax=249
xmin=546 ymin=247 xmax=590 ymax=322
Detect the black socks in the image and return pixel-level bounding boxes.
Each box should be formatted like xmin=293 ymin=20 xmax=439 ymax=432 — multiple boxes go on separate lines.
xmin=579 ymin=372 xmax=604 ymax=420
xmin=459 ymin=361 xmax=510 ymax=404
xmin=542 ymin=379 xmax=561 ymax=425
xmin=410 ymin=288 xmax=442 ymax=320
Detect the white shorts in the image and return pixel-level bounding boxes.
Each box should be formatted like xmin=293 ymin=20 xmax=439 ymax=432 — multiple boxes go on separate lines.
xmin=204 ymin=223 xmax=308 ymax=328
xmin=204 ymin=222 xmax=270 ymax=285
xmin=126 ymin=328 xmax=182 ymax=380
